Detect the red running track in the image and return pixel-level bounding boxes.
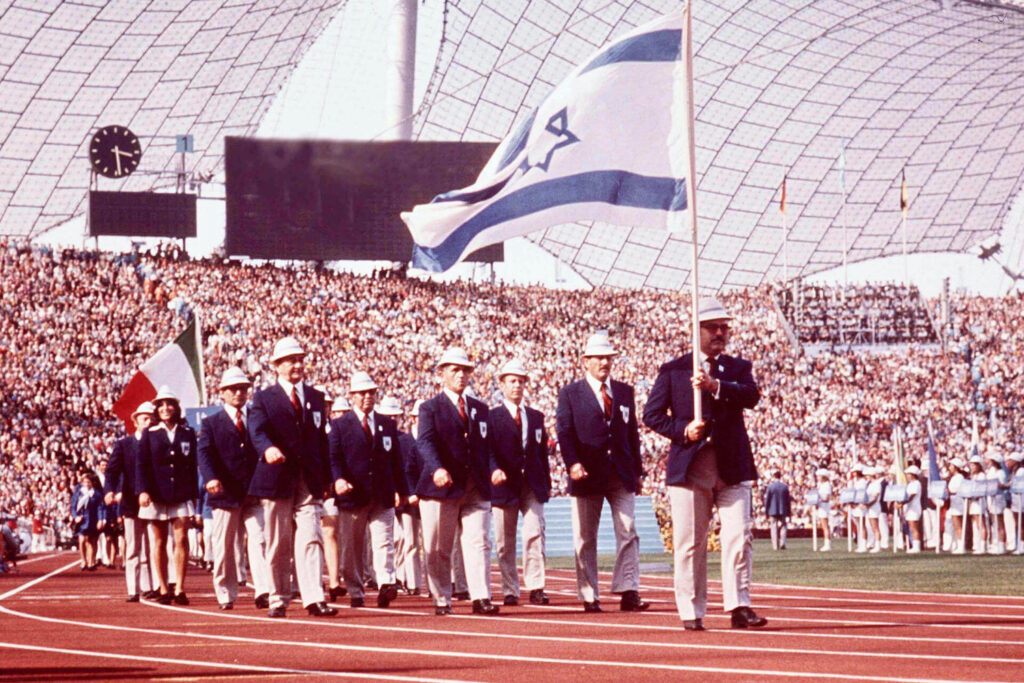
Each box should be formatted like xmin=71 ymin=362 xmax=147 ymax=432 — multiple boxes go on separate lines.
xmin=1 ymin=552 xmax=1023 ymax=681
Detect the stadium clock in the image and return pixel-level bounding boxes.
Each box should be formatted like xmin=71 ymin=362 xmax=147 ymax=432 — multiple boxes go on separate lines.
xmin=89 ymin=125 xmax=142 ymax=178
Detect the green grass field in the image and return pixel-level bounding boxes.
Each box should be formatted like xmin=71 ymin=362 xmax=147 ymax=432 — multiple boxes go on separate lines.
xmin=548 ymin=538 xmax=1024 ymax=596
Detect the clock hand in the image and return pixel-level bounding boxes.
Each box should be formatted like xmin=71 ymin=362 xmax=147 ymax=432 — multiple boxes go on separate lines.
xmin=112 ymin=145 xmax=123 ymax=176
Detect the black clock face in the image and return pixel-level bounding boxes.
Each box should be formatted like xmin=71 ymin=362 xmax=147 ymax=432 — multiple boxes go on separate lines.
xmin=89 ymin=125 xmax=142 ymax=178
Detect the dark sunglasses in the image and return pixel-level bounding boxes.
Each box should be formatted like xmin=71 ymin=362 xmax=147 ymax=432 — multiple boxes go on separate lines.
xmin=701 ymin=323 xmax=731 ymax=333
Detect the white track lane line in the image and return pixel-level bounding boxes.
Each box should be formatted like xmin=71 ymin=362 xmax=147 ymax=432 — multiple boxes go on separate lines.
xmin=0 ymin=642 xmax=473 ymax=682
xmin=137 ymin=600 xmax=1024 ymax=665
xmin=0 ymin=606 xmax=1001 ymax=683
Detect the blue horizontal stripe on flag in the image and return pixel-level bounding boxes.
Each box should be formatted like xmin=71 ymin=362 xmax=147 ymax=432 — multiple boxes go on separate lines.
xmin=580 ymin=29 xmax=682 ymax=75
xmin=411 ymin=170 xmax=687 ymax=272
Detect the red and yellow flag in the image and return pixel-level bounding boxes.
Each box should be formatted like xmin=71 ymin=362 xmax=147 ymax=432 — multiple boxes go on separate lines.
xmin=780 ymin=174 xmax=787 ymax=215
xmin=900 ymin=169 xmax=908 ymax=215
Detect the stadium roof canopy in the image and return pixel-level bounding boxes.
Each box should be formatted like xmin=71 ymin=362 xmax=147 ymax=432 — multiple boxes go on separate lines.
xmin=0 ymin=0 xmax=339 ymax=237
xmin=2 ymin=0 xmax=1024 ymax=292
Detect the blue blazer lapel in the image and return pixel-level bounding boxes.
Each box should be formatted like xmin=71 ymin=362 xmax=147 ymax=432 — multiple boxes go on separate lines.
xmin=577 ymin=380 xmax=605 ymax=420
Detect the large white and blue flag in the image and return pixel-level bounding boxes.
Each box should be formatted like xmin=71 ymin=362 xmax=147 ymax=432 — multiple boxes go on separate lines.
xmin=402 ymin=11 xmax=694 ymax=272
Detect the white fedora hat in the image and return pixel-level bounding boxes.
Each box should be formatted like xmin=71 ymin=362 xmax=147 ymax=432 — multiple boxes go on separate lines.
xmin=904 ymin=464 xmax=921 ymax=476
xmin=218 ymin=366 xmax=252 ymax=389
xmin=331 ymin=396 xmax=351 ymax=412
xmin=375 ymin=395 xmax=403 ymax=416
xmin=698 ymin=297 xmax=733 ymax=323
xmin=1008 ymin=452 xmax=1023 ymax=463
xmin=270 ymin=336 xmax=305 ymax=363
xmin=498 ymin=358 xmax=529 ymax=378
xmin=153 ymin=385 xmax=179 ymax=403
xmin=969 ymin=454 xmax=984 ymax=465
xmin=132 ymin=401 xmax=156 ymax=418
xmin=349 ymin=371 xmax=378 ymax=393
xmin=582 ymin=332 xmax=617 ymax=357
xmin=950 ymin=457 xmax=966 ymax=469
xmin=437 ymin=347 xmax=474 ymax=369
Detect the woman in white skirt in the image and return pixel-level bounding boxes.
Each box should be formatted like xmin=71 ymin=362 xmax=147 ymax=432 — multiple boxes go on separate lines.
xmin=967 ymin=456 xmax=988 ymax=555
xmin=902 ymin=465 xmax=923 ymax=553
xmin=946 ymin=458 xmax=967 ymax=554
xmin=137 ymin=386 xmax=198 ymax=604
xmin=865 ymin=466 xmax=884 ymax=553
xmin=985 ymin=452 xmax=1008 ymax=554
xmin=815 ymin=469 xmax=832 ymax=551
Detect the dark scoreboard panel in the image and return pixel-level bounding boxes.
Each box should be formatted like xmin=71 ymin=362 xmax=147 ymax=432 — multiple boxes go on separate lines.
xmin=89 ymin=191 xmax=197 ymax=238
xmin=224 ymin=138 xmax=503 ymax=263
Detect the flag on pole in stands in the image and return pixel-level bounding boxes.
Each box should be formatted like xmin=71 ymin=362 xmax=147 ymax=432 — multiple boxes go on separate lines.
xmin=892 ymin=426 xmax=908 ymax=486
xmin=926 ymin=419 xmax=941 ymax=483
xmin=780 ymin=175 xmax=787 ymax=215
xmin=112 ymin=317 xmax=205 ymax=430
xmin=900 ymin=168 xmax=908 ymax=215
xmin=401 ymin=10 xmax=694 ymax=272
xmin=838 ymin=140 xmax=847 ymax=193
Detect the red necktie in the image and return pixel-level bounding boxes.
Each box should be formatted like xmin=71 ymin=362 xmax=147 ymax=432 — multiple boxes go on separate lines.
xmin=457 ymin=396 xmax=468 ymax=424
xmin=513 ymin=406 xmax=522 ymax=430
xmin=290 ymin=387 xmax=302 ymax=419
xmin=234 ymin=411 xmax=245 ymax=436
xmin=362 ymin=414 xmax=372 ymax=441
xmin=600 ymin=384 xmax=612 ymax=421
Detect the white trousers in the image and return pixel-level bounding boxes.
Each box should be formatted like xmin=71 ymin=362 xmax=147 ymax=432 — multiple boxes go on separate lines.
xmin=669 ymin=447 xmax=753 ymax=620
xmin=570 ymin=477 xmax=639 ymax=603
xmin=261 ymin=478 xmax=325 ymax=609
xmin=339 ymin=502 xmax=396 ymax=598
xmin=394 ymin=510 xmax=423 ymax=590
xmin=211 ymin=502 xmax=271 ymax=605
xmin=493 ymin=484 xmax=546 ymax=597
xmin=420 ymin=480 xmax=492 ymax=606
xmin=123 ymin=516 xmax=152 ymax=596
xmin=768 ymin=516 xmax=787 ymax=550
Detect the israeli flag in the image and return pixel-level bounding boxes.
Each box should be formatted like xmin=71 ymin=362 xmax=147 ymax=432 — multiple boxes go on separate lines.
xmin=402 ymin=11 xmax=694 ymax=272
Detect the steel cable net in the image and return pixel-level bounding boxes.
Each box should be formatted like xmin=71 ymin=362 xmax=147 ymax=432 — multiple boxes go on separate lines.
xmin=0 ymin=0 xmax=341 ymax=237
xmin=414 ymin=0 xmax=1024 ymax=292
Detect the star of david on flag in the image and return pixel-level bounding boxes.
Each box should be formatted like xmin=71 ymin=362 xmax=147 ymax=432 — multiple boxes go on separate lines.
xmin=401 ymin=10 xmax=695 ymax=272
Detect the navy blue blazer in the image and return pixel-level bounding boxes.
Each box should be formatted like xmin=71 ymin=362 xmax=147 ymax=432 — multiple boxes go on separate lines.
xmin=556 ymin=378 xmax=642 ymax=496
xmin=105 ymin=434 xmax=143 ymax=517
xmin=247 ymin=383 xmax=330 ymax=499
xmin=396 ymin=432 xmax=418 ymax=499
xmin=415 ymin=392 xmax=496 ymax=500
xmin=642 ymin=352 xmax=760 ymax=487
xmin=70 ymin=485 xmax=105 ymax=535
xmin=198 ymin=408 xmax=259 ymax=509
xmin=136 ymin=423 xmax=199 ymax=505
xmin=488 ymin=404 xmax=551 ymax=506
xmin=328 ymin=411 xmax=402 ymax=509
xmin=764 ymin=480 xmax=792 ymax=517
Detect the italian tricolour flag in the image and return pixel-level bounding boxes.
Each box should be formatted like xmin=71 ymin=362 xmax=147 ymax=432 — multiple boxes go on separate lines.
xmin=113 ymin=318 xmax=205 ymax=430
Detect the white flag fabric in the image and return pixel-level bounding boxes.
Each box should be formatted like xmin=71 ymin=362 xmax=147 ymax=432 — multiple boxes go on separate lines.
xmin=402 ymin=11 xmax=693 ymax=272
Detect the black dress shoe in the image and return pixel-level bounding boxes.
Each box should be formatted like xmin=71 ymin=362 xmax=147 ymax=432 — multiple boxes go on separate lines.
xmin=434 ymin=604 xmax=452 ymax=616
xmin=731 ymin=606 xmax=767 ymax=629
xmin=173 ymin=592 xmax=189 ymax=606
xmin=683 ymin=619 xmax=705 ymax=631
xmin=365 ymin=579 xmax=378 ymax=591
xmin=503 ymin=595 xmax=518 ymax=606
xmin=529 ymin=589 xmax=550 ymax=605
xmin=307 ymin=601 xmax=338 ymax=617
xmin=328 ymin=584 xmax=347 ymax=601
xmin=472 ymin=599 xmax=500 ymax=615
xmin=583 ymin=600 xmax=602 ymax=613
xmin=143 ymin=590 xmax=160 ymax=600
xmin=254 ymin=593 xmax=270 ymax=610
xmin=453 ymin=590 xmax=470 ymax=601
xmin=350 ymin=597 xmax=365 ymax=608
xmin=268 ymin=605 xmax=286 ymax=618
xmin=619 ymin=590 xmax=650 ymax=612
xmin=125 ymin=594 xmax=140 ymax=603
xmin=157 ymin=592 xmax=172 ymax=605
xmin=219 ymin=602 xmax=233 ymax=610
xmin=377 ymin=583 xmax=399 ymax=607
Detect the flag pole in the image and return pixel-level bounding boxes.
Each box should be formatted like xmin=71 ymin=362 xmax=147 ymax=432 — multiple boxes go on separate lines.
xmin=683 ymin=0 xmax=702 ymax=422
xmin=901 ymin=169 xmax=909 ymax=286
xmin=781 ymin=174 xmax=789 ymax=283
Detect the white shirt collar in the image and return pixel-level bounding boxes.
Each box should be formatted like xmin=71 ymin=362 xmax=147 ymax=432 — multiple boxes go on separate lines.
xmin=352 ymin=406 xmax=373 ymax=426
xmin=278 ymin=378 xmax=303 ymax=403
xmin=224 ymin=404 xmax=245 ymax=422
xmin=584 ymin=372 xmax=610 ymax=394
xmin=442 ymin=388 xmax=464 ymax=408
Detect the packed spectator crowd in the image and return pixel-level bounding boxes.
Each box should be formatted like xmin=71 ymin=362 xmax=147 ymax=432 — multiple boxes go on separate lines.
xmin=776 ymin=282 xmax=938 ymax=345
xmin=1 ymin=238 xmax=1021 ymax=549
